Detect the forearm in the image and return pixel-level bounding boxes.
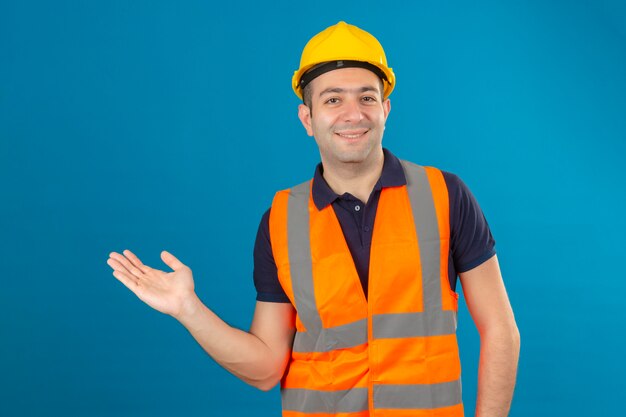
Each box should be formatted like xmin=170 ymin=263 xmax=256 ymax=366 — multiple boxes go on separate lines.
xmin=474 ymin=325 xmax=521 ymax=417
xmin=174 ymin=295 xmax=285 ymax=390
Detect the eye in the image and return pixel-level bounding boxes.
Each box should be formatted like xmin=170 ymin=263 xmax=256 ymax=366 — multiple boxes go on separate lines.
xmin=325 ymin=97 xmax=340 ymax=104
xmin=361 ymin=96 xmax=377 ymax=103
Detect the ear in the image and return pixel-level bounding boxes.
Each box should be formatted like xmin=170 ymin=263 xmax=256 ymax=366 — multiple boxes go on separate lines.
xmin=298 ymin=103 xmax=314 ymax=137
xmin=382 ymin=98 xmax=391 ymax=121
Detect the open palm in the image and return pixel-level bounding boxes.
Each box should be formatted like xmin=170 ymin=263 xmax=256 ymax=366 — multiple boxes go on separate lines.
xmin=107 ymin=249 xmax=195 ymax=317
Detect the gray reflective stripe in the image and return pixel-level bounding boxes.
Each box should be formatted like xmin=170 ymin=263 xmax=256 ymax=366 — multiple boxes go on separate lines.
xmin=400 ymin=160 xmax=442 ymax=313
xmin=282 ymin=387 xmax=369 ymax=413
xmin=294 ymin=310 xmax=456 ymax=352
xmin=292 ymin=318 xmax=368 ymax=352
xmin=287 ymin=181 xmax=368 ymax=353
xmin=374 ymin=380 xmax=462 ymax=409
xmin=287 ymin=180 xmax=322 ymax=332
xmin=373 ymin=311 xmax=457 ymax=338
xmin=397 ymin=160 xmax=458 ymax=337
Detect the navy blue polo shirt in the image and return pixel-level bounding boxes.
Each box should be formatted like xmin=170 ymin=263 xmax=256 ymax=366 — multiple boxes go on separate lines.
xmin=254 ymin=149 xmax=496 ymax=303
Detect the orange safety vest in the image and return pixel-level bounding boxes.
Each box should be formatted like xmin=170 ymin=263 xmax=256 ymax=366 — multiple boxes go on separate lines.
xmin=269 ymin=160 xmax=463 ymax=417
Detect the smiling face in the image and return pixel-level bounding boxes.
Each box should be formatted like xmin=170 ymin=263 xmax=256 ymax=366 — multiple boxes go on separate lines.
xmin=298 ymin=67 xmax=391 ymax=170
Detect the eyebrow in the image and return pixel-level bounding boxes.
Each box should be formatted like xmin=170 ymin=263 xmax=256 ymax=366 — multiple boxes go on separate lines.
xmin=318 ymin=85 xmax=380 ymax=98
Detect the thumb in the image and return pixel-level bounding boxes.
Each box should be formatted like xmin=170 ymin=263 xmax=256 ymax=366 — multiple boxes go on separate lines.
xmin=161 ymin=250 xmax=186 ymax=271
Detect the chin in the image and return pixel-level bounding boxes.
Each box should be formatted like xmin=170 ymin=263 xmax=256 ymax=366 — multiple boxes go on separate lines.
xmin=335 ymin=143 xmax=380 ymax=162
xmin=333 ymin=150 xmax=372 ymax=164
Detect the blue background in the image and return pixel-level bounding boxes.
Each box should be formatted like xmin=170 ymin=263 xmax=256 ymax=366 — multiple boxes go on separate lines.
xmin=1 ymin=1 xmax=625 ymax=416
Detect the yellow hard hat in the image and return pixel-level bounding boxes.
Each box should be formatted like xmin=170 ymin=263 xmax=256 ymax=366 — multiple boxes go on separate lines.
xmin=292 ymin=21 xmax=396 ymax=100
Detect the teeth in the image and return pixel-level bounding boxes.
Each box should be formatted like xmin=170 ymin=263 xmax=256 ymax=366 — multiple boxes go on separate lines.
xmin=337 ymin=132 xmax=365 ymax=138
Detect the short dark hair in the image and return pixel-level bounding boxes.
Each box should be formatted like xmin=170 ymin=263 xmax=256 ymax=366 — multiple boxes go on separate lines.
xmin=303 ymin=82 xmax=314 ymax=111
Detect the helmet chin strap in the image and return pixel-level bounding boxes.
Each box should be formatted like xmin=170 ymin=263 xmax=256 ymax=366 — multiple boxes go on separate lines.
xmin=298 ymin=60 xmax=388 ymax=92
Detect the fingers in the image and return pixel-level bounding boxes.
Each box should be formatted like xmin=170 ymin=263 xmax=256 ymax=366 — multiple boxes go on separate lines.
xmin=122 ymin=249 xmax=151 ymax=274
xmin=107 ymin=258 xmax=143 ymax=293
xmin=111 ymin=268 xmax=141 ymax=292
xmin=108 ymin=252 xmax=144 ymax=278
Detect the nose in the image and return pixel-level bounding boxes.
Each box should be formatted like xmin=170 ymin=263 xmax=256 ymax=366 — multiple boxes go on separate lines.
xmin=342 ymin=97 xmax=364 ymax=123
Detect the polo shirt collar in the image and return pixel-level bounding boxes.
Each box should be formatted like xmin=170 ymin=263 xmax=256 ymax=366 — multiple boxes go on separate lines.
xmin=312 ymin=148 xmax=407 ymax=210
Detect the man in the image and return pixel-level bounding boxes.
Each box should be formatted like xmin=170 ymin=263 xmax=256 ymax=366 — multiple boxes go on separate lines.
xmin=107 ymin=21 xmax=520 ymax=417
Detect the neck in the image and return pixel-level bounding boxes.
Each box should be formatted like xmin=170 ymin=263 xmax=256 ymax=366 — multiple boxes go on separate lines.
xmin=321 ymin=149 xmax=384 ymax=204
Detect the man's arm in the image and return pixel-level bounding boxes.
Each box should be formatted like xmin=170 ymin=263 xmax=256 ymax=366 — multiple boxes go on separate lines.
xmin=459 ymin=254 xmax=520 ymax=417
xmin=178 ymin=298 xmax=295 ymax=390
xmin=107 ymin=249 xmax=295 ymax=391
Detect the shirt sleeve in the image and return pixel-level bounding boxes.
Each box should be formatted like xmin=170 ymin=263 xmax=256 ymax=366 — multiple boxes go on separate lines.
xmin=443 ymin=171 xmax=496 ymax=273
xmin=253 ymin=208 xmax=291 ymax=303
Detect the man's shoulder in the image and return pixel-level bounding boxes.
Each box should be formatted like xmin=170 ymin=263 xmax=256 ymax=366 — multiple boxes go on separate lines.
xmin=272 ymin=178 xmax=312 ymax=197
xmin=440 ymin=170 xmax=462 ymax=187
xmin=393 ymin=157 xmax=456 ymax=182
xmin=390 ymin=156 xmax=466 ymax=199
